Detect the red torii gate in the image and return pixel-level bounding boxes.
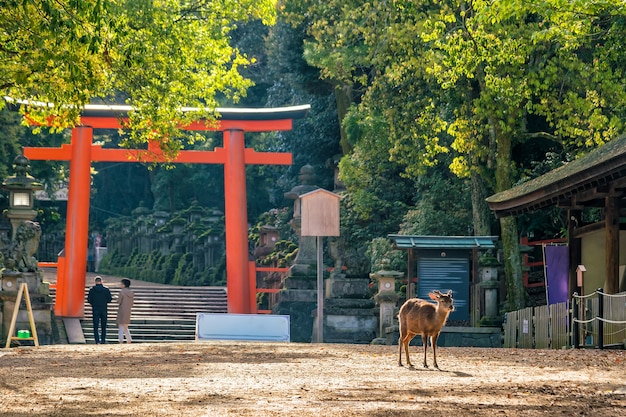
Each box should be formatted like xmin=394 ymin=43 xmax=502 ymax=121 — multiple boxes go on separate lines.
xmin=23 ymin=103 xmax=309 ymax=317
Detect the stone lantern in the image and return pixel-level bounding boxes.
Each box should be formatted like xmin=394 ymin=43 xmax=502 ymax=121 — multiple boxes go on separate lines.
xmin=1 ymin=155 xmax=43 ymax=240
xmin=370 ymin=270 xmax=403 ymax=340
xmin=187 ymin=200 xmax=204 ymax=223
xmin=478 ymin=255 xmax=502 ymax=326
xmin=0 ymin=155 xmax=53 ymax=345
xmin=254 ymin=226 xmax=280 ymax=258
xmin=284 ymin=164 xmax=319 ymax=273
xmin=169 ymin=217 xmax=186 ymax=254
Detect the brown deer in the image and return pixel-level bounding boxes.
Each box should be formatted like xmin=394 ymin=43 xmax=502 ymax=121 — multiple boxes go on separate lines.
xmin=397 ymin=290 xmax=454 ymax=369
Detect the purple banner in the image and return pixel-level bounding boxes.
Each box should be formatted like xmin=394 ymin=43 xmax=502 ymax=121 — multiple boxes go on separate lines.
xmin=544 ymin=245 xmax=569 ymax=305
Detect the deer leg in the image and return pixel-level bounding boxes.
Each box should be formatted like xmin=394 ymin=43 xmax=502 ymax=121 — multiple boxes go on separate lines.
xmin=432 ymin=333 xmax=440 ymax=369
xmin=404 ymin=335 xmax=414 ymax=368
xmin=421 ymin=335 xmax=429 ymax=368
xmin=399 ymin=332 xmax=415 ymax=368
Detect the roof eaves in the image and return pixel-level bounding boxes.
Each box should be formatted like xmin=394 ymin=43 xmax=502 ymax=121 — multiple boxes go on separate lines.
xmin=486 ymin=135 xmax=626 ymax=217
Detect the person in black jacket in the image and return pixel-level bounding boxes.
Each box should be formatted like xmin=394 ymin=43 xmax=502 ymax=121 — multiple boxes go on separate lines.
xmin=87 ymin=276 xmax=112 ymax=344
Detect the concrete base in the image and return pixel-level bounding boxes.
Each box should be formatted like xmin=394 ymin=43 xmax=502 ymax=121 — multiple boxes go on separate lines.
xmin=196 ymin=313 xmax=290 ymax=342
xmin=63 ymin=318 xmax=86 ymax=344
xmin=385 ymin=325 xmax=502 ymax=348
xmin=321 ymin=311 xmax=377 ymax=344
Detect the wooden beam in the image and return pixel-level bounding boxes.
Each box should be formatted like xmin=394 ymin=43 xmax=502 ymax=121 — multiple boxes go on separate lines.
xmin=568 ymin=210 xmax=582 ymax=296
xmin=572 ymin=221 xmax=605 ymax=238
xmin=605 ymin=195 xmax=620 ymax=294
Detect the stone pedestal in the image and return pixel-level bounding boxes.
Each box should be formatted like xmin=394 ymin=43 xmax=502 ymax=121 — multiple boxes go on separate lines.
xmin=316 ymin=298 xmax=377 ymax=343
xmin=273 ymin=267 xmax=317 ymax=342
xmin=319 ymin=273 xmax=377 ymax=343
xmin=0 ymin=271 xmax=53 ymax=345
xmin=326 ymin=274 xmax=369 ymax=299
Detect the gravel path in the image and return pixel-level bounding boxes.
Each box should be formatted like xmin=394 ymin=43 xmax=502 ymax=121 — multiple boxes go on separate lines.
xmin=0 ymin=342 xmax=624 ymax=416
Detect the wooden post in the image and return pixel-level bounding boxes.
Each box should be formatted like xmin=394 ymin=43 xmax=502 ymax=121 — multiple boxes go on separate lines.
xmin=605 ymin=196 xmax=619 ymax=294
xmin=224 ymin=129 xmax=250 ymax=314
xmin=64 ymin=127 xmax=92 ymax=317
xmin=300 ymin=189 xmax=341 ymax=343
xmin=568 ymin=210 xmax=582 ymax=296
xmin=316 ymin=236 xmax=324 ymax=342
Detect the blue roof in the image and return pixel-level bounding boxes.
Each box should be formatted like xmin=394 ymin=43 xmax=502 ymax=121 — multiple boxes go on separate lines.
xmin=388 ymin=235 xmax=498 ymax=250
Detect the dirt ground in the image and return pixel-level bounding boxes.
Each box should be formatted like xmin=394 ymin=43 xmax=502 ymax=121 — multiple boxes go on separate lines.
xmin=0 ymin=342 xmax=624 ymax=417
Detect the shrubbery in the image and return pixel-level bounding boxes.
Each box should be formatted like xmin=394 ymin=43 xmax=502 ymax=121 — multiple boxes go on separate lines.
xmin=98 ymin=248 xmax=225 ymax=286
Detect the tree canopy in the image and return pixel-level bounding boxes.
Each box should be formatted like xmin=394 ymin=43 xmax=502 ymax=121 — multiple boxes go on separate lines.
xmin=0 ymin=0 xmax=277 ymax=158
xmin=4 ymin=1 xmax=626 ymax=308
xmin=286 ymin=0 xmax=626 ymax=309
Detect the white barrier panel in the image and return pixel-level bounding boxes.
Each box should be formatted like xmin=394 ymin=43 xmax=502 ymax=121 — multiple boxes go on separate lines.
xmin=195 ymin=313 xmax=290 ymax=342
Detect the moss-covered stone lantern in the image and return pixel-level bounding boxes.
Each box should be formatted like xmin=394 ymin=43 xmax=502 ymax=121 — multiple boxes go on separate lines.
xmin=1 ymin=155 xmax=43 ymax=241
xmin=370 ymin=270 xmax=403 ymax=340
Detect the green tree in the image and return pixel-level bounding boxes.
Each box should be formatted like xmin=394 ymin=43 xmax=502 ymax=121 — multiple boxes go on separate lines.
xmin=418 ymin=0 xmax=626 ymax=309
xmin=0 ymin=110 xmax=24 ymax=180
xmin=264 ymin=18 xmax=342 ymax=192
xmin=0 ymin=0 xmax=277 ymax=157
xmin=286 ymin=0 xmax=626 ymax=310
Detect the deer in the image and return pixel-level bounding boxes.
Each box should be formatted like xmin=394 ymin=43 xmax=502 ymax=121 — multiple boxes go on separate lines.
xmin=397 ymin=290 xmax=454 ymax=370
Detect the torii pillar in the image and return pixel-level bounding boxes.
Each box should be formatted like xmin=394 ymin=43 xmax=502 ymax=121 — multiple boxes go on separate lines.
xmin=23 ymin=104 xmax=309 ymax=317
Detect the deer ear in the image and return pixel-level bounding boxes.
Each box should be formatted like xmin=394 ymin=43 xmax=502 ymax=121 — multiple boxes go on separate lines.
xmin=428 ymin=292 xmax=438 ymax=300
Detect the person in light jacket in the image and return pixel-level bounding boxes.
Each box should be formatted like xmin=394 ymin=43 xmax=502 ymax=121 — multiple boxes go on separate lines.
xmin=116 ymin=279 xmax=134 ymax=344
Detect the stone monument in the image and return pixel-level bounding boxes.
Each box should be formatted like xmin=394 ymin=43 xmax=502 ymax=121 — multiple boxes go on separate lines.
xmin=478 ymin=256 xmax=503 ymax=327
xmin=273 ymin=165 xmax=320 ymax=342
xmin=370 ymin=270 xmax=403 ymax=343
xmin=0 ymin=155 xmax=53 ymax=346
xmin=321 ymin=238 xmax=377 ymax=344
xmin=284 ymin=164 xmax=319 ymax=273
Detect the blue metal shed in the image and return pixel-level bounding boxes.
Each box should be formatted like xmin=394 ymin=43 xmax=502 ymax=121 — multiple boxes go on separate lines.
xmin=388 ymin=235 xmax=498 ymax=323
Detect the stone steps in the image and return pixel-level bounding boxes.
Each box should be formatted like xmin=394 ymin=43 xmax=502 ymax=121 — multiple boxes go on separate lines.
xmin=51 ymin=285 xmax=227 ymax=343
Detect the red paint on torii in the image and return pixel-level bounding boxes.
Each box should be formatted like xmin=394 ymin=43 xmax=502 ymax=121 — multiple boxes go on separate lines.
xmin=23 ymin=104 xmax=309 ymax=318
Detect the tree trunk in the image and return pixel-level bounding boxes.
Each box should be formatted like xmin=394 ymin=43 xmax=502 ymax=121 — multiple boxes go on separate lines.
xmin=471 ymin=171 xmax=492 ymax=236
xmin=500 ymin=216 xmax=526 ymax=310
xmin=334 ymin=83 xmax=352 ymax=155
xmin=494 ymin=132 xmax=526 ymax=310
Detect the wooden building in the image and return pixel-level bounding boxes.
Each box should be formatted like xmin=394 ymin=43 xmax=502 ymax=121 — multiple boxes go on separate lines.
xmin=486 ymin=135 xmax=626 ymax=295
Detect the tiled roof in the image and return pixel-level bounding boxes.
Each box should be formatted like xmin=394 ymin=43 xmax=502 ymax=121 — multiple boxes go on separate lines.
xmin=388 ymin=235 xmax=498 ymax=250
xmin=486 ymin=135 xmax=626 ymax=217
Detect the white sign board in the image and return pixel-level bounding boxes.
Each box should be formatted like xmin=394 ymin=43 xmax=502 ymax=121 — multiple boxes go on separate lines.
xmin=196 ymin=313 xmax=290 ymax=342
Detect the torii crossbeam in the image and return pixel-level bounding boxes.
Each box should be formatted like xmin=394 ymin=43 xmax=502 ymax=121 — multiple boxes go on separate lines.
xmin=23 ymin=103 xmax=309 ymax=317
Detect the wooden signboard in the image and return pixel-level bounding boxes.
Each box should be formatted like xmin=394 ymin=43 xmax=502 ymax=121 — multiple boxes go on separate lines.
xmin=298 ymin=188 xmax=340 ymax=342
xmin=300 ymin=189 xmax=340 ymax=237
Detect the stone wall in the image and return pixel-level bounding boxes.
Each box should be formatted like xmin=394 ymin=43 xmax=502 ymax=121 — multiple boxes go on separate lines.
xmin=385 ymin=325 xmax=503 ymax=348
